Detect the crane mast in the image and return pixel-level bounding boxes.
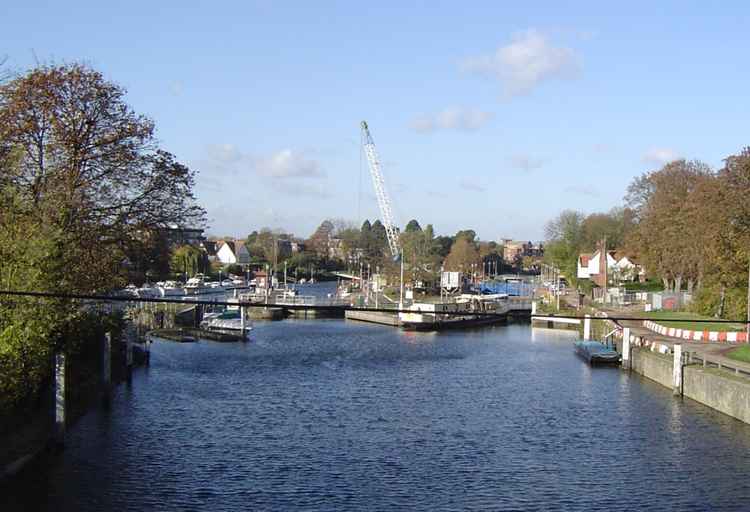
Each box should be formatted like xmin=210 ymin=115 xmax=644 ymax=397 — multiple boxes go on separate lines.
xmin=361 ymin=121 xmax=400 ymax=259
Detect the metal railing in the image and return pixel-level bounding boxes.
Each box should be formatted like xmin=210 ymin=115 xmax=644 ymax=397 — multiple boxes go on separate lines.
xmin=685 ymin=351 xmax=750 ymax=378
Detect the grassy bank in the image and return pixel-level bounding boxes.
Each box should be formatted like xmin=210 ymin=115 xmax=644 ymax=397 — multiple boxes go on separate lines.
xmin=727 ymin=345 xmax=750 ymax=364
xmin=635 ymin=310 xmax=745 ymax=332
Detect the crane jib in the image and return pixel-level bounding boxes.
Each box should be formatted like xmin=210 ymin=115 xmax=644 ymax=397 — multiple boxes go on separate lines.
xmin=361 ymin=121 xmax=401 ymax=259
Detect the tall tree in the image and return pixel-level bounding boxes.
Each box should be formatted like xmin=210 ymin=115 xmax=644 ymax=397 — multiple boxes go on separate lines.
xmin=625 ymin=159 xmax=713 ymax=291
xmin=443 ymin=237 xmax=481 ymax=273
xmin=405 ymin=219 xmax=422 ymax=232
xmin=0 ymin=63 xmax=205 ymax=292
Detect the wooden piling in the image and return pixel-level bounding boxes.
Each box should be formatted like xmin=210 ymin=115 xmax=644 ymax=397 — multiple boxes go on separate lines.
xmin=102 ymin=332 xmax=112 ymax=404
xmin=53 ymin=352 xmax=66 ymax=448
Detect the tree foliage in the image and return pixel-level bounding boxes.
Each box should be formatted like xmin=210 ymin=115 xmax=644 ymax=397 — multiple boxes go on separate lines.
xmin=0 ymin=63 xmax=205 ymax=413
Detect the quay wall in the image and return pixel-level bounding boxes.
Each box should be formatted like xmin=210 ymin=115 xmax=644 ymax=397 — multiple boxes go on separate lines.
xmin=630 ymin=348 xmax=673 ymax=389
xmin=345 ymin=310 xmax=400 ymax=326
xmin=630 ymin=347 xmax=750 ymax=424
xmin=683 ymin=368 xmax=750 ymax=424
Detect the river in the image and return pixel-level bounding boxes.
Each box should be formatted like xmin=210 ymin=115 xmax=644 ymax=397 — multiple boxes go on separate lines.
xmin=4 ymin=319 xmax=750 ymax=511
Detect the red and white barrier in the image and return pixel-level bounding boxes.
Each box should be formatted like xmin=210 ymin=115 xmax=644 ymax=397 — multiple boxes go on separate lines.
xmin=642 ymin=320 xmax=748 ymax=343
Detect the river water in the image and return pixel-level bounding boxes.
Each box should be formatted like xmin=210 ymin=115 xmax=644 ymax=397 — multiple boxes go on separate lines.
xmin=4 ymin=319 xmax=750 ymax=511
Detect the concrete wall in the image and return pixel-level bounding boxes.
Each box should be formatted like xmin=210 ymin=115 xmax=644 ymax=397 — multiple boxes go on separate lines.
xmin=345 ymin=310 xmax=400 ymax=326
xmin=683 ymin=367 xmax=750 ymax=424
xmin=631 ymin=348 xmax=673 ymax=389
xmin=630 ymin=347 xmax=750 ymax=425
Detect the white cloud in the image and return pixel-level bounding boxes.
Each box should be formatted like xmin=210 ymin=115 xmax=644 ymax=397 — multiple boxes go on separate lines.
xmin=459 ymin=179 xmax=486 ymax=192
xmin=642 ymin=147 xmax=681 ymax=166
xmin=461 ymin=29 xmax=580 ymax=96
xmin=508 ymin=154 xmax=543 ymax=172
xmin=255 ymin=149 xmax=325 ymax=178
xmin=410 ymin=107 xmax=493 ymax=133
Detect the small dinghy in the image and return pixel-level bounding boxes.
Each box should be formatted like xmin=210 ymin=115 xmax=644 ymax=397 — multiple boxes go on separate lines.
xmin=574 ymin=341 xmax=621 ymax=365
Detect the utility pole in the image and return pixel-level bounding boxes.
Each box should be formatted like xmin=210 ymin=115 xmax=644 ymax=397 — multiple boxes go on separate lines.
xmin=375 ymin=265 xmax=380 ymax=309
xmin=399 ymin=251 xmax=405 ymax=311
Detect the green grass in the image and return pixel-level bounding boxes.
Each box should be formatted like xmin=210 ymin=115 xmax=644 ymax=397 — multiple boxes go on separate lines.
xmin=727 ymin=345 xmax=750 ymax=364
xmin=635 ymin=310 xmax=745 ymax=332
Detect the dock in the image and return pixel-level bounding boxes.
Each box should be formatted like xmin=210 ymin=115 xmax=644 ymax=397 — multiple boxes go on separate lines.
xmin=345 ymin=310 xmax=401 ymax=326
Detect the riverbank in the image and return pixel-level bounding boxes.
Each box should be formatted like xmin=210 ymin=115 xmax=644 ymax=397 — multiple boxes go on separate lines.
xmin=627 ymin=345 xmax=750 ymax=424
xmin=540 ymin=293 xmax=750 ymax=425
xmin=0 ymin=340 xmax=149 ymax=483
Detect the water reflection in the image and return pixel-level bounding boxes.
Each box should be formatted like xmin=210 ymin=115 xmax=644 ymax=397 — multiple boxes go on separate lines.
xmin=3 ymin=321 xmax=750 ymax=511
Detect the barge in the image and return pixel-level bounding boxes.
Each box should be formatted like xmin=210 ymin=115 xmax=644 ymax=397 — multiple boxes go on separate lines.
xmin=399 ymin=294 xmax=509 ymax=331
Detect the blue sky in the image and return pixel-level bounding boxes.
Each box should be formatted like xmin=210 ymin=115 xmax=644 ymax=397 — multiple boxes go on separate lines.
xmin=4 ymin=1 xmax=750 ymax=240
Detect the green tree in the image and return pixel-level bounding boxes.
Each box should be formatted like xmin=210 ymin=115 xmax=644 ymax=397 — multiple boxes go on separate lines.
xmin=405 ymin=219 xmax=422 ymax=232
xmin=443 ymin=237 xmax=481 ymax=273
xmin=171 ymin=245 xmax=206 ymax=278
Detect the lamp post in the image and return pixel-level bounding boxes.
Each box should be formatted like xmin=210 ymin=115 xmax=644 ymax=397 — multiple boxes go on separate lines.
xmin=399 ymin=251 xmax=405 ymax=311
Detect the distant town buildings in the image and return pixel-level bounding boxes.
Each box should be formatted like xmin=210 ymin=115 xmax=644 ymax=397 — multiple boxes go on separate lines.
xmin=500 ymin=239 xmax=544 ymax=263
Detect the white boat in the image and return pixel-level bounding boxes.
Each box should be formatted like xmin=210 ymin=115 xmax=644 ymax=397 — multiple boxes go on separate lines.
xmin=185 ymin=274 xmax=227 ymax=296
xmin=200 ymin=310 xmax=252 ymax=336
xmin=399 ymin=294 xmax=509 ymax=331
xmin=158 ymin=281 xmax=186 ymax=297
xmin=185 ymin=273 xmax=207 ymax=293
xmin=133 ymin=286 xmax=160 ymax=299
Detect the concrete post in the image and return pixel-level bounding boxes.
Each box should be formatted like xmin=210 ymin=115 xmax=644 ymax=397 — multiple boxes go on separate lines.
xmin=102 ymin=332 xmax=112 ymax=404
xmin=622 ymin=327 xmax=631 ymax=370
xmin=240 ymin=306 xmax=246 ymax=339
xmin=583 ymin=315 xmax=591 ymax=340
xmin=531 ymin=301 xmax=537 ymax=315
xmin=54 ymin=352 xmax=66 ymax=448
xmin=673 ymin=344 xmax=683 ymax=396
xmin=126 ymin=330 xmax=133 ymax=382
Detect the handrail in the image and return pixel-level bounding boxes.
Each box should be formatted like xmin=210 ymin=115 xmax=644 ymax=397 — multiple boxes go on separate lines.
xmin=684 ymin=351 xmax=750 ymax=378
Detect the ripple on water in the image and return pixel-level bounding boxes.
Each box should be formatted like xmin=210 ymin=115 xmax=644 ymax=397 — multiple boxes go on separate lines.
xmin=3 ymin=322 xmax=750 ymax=511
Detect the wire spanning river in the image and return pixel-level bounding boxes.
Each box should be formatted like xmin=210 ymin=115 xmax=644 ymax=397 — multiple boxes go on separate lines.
xmin=4 ymin=320 xmax=750 ymax=511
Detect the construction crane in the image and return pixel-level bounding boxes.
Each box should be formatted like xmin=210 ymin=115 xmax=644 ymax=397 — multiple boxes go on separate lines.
xmin=361 ymin=121 xmax=400 ymax=260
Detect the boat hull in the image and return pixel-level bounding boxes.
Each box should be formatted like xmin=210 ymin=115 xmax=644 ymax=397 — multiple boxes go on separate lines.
xmin=574 ymin=341 xmax=621 ymax=366
xmin=401 ymin=314 xmax=507 ymax=332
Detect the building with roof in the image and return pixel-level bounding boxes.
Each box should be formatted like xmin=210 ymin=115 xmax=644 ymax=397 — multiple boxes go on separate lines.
xmin=216 ymin=240 xmax=250 ymax=265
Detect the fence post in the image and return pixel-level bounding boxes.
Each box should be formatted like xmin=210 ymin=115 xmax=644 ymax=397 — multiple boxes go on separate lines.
xmin=673 ymin=344 xmax=683 ymax=396
xmin=102 ymin=332 xmax=112 ymax=405
xmin=53 ymin=351 xmax=66 ymax=449
xmin=583 ymin=315 xmax=591 ymax=340
xmin=240 ymin=305 xmax=246 ymax=340
xmin=622 ymin=327 xmax=631 ymax=371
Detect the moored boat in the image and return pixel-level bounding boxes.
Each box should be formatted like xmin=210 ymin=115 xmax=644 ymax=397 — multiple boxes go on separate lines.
xmin=399 ymin=294 xmax=509 ymax=331
xmin=574 ymin=341 xmax=621 ymax=365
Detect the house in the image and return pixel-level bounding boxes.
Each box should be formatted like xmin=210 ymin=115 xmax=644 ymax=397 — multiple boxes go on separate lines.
xmin=500 ymin=239 xmax=544 ymax=264
xmin=577 ymin=247 xmax=644 ymax=286
xmin=216 ymin=240 xmax=250 ymax=265
xmin=611 ymin=252 xmax=646 ymax=282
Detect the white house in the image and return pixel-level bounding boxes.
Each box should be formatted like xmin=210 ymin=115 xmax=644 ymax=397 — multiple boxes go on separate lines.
xmin=216 ymin=240 xmax=250 ymax=265
xmin=578 ymin=249 xmax=644 ymax=285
